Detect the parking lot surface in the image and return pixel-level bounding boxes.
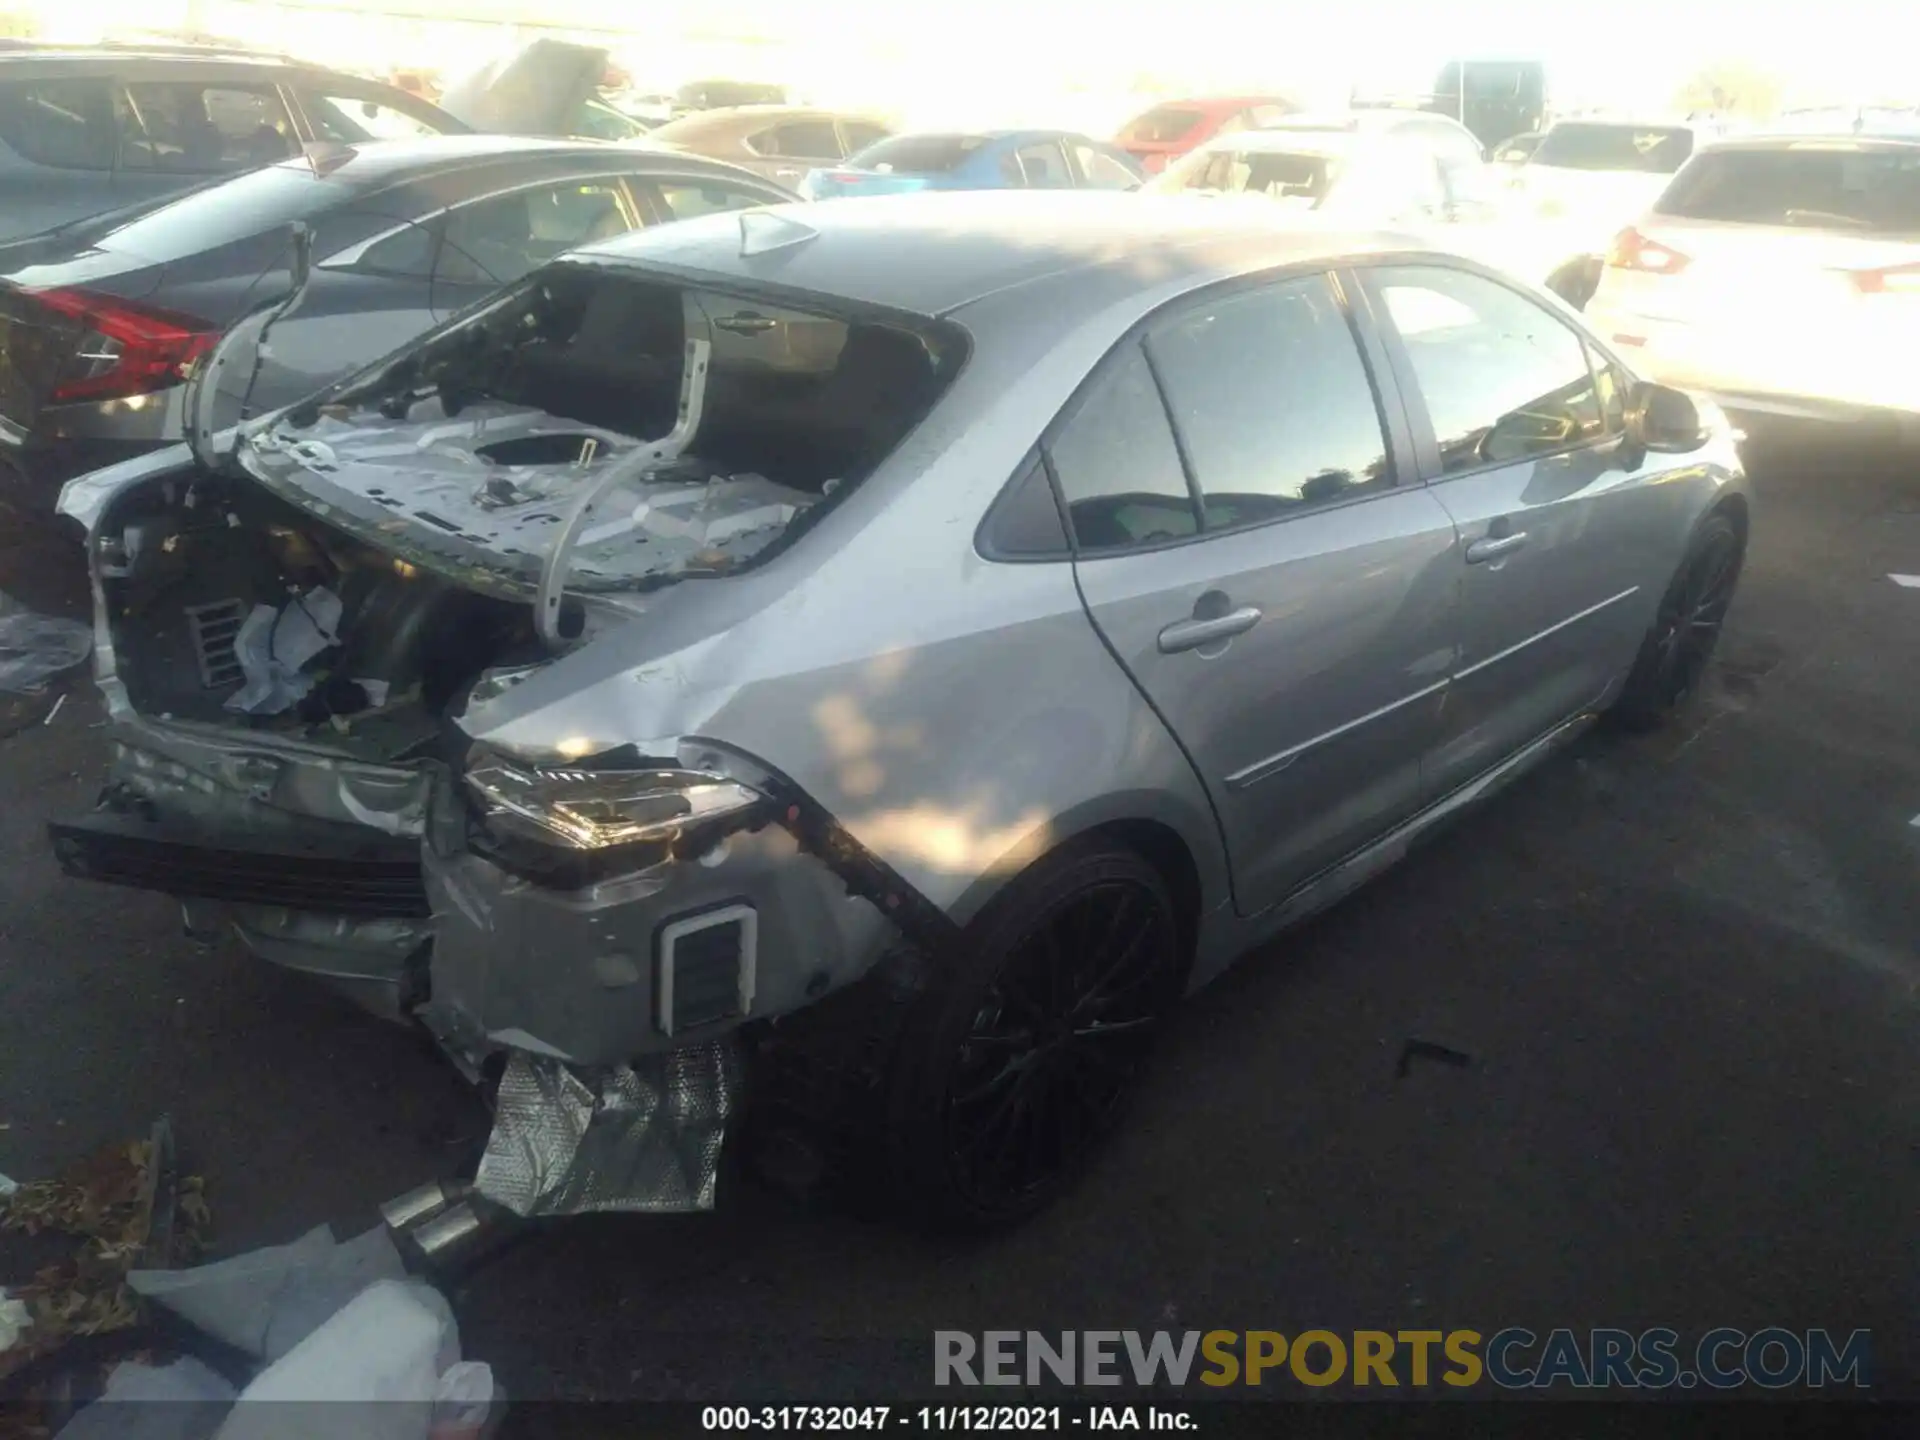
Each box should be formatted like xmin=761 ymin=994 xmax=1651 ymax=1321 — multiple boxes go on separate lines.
xmin=2 ymin=422 xmax=1916 ymax=1399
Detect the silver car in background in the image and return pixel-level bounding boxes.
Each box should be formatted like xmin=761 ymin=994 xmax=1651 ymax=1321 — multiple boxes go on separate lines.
xmin=51 ymin=193 xmax=1749 ymax=1229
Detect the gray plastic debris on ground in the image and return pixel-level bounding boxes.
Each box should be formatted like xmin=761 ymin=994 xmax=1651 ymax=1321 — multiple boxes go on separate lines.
xmin=475 ymin=1041 xmax=744 ymax=1217
xmin=128 ymin=1222 xmax=405 ymax=1361
xmin=0 ymin=591 xmax=92 ymax=694
xmin=54 ymin=1357 xmax=236 ymax=1440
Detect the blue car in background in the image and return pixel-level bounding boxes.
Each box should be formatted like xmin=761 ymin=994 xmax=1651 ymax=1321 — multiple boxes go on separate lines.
xmin=799 ymin=129 xmax=1144 ymax=199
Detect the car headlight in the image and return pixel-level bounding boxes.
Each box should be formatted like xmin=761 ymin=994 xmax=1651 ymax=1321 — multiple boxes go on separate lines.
xmin=463 ymin=748 xmax=764 ymax=852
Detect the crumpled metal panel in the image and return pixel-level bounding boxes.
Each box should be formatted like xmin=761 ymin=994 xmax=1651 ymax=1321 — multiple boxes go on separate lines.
xmin=474 ymin=1041 xmax=743 ymax=1217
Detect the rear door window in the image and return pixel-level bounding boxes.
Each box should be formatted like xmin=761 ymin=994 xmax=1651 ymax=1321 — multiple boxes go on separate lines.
xmin=1654 ymin=145 xmax=1920 ymax=232
xmin=439 ymin=180 xmax=633 ymax=285
xmin=1147 ymin=274 xmax=1394 ymax=526
xmin=0 ymin=77 xmax=117 ymax=169
xmin=119 ymin=82 xmax=298 ymax=174
xmin=1010 ymin=139 xmax=1071 ymax=187
xmin=1047 ymin=343 xmax=1198 ymax=551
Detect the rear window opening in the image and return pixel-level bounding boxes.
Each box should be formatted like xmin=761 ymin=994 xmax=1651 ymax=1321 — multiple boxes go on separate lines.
xmin=1534 ymin=123 xmax=1694 ymax=174
xmin=848 ymin=134 xmax=986 ymax=173
xmin=1122 ymin=107 xmax=1203 ymax=146
xmin=1655 ymin=145 xmax=1920 ymax=232
xmin=80 ymin=162 xmax=342 ymax=262
xmin=248 ymin=261 xmax=967 ymax=593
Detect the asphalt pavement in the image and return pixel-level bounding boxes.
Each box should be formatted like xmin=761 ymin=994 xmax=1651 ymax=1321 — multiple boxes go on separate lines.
xmin=1 ymin=421 xmax=1915 ymax=1402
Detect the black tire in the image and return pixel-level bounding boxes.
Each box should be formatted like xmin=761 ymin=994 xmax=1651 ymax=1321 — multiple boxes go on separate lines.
xmin=877 ymin=838 xmax=1184 ymax=1231
xmin=1610 ymin=511 xmax=1745 ymax=730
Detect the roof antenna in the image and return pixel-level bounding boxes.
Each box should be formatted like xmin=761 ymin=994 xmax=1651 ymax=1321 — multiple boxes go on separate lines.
xmin=738 ymin=210 xmax=819 ymax=258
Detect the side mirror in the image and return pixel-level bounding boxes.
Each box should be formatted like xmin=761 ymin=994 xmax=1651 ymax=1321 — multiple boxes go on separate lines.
xmin=1624 ymin=381 xmax=1709 ymax=453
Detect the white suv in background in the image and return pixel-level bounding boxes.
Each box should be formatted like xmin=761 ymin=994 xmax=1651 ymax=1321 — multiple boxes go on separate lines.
xmin=1501 ymin=117 xmax=1730 ymax=306
xmin=1585 ymin=127 xmax=1920 ymax=423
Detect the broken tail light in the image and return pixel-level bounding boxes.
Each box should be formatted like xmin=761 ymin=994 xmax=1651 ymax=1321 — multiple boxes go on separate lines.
xmin=1848 ymin=261 xmax=1920 ymax=295
xmin=33 ymin=287 xmax=220 ymax=406
xmin=1605 ymin=226 xmax=1690 ymax=276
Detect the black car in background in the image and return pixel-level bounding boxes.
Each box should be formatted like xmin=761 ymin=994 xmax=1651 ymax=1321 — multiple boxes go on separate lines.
xmin=0 ymin=43 xmax=468 ymax=241
xmin=0 ymin=135 xmax=793 ymax=499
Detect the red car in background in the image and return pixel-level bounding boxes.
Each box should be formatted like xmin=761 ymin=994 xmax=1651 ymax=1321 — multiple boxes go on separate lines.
xmin=1115 ymin=94 xmax=1298 ymax=173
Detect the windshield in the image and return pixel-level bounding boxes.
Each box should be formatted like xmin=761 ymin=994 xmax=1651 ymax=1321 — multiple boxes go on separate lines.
xmin=1654 ymin=145 xmax=1920 ymax=232
xmin=89 ymin=163 xmax=343 ymax=263
xmin=247 ymin=262 xmax=968 ymax=593
xmin=1533 ymin=123 xmax=1694 ymax=173
xmin=1154 ymin=148 xmax=1337 ymax=202
xmin=847 ymin=134 xmax=986 ymax=173
xmin=1122 ymin=106 xmax=1203 ymax=145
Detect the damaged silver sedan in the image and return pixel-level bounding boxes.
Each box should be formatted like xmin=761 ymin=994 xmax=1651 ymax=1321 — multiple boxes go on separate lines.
xmin=50 ymin=193 xmax=1749 ymax=1229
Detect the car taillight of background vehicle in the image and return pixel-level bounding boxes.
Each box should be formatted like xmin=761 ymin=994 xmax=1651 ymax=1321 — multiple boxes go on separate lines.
xmin=1848 ymin=262 xmax=1920 ymax=295
xmin=1606 ymin=226 xmax=1690 ymax=276
xmin=33 ymin=288 xmax=220 ymax=406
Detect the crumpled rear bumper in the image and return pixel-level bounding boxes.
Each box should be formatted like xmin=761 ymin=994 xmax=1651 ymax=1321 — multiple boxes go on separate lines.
xmin=51 ymin=712 xmax=908 ymax=1214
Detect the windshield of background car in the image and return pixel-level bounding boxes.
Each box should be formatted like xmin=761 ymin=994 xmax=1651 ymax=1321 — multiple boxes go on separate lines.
xmin=1654 ymin=144 xmax=1920 ymax=232
xmin=294 ymin=261 xmax=969 ymax=589
xmin=1533 ymin=123 xmax=1694 ymax=173
xmin=847 ymin=133 xmax=986 ymax=172
xmin=1121 ymin=106 xmax=1203 ymax=144
xmin=82 ymin=162 xmax=346 ymax=261
xmin=1156 ymin=147 xmax=1337 ymax=203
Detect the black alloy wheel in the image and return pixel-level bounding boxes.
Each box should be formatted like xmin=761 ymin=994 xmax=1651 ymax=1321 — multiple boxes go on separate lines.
xmin=1614 ymin=511 xmax=1745 ymax=728
xmin=942 ymin=875 xmax=1176 ymax=1214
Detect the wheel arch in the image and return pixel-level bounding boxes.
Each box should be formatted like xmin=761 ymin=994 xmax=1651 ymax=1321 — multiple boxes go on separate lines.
xmin=944 ymin=792 xmax=1228 ymax=972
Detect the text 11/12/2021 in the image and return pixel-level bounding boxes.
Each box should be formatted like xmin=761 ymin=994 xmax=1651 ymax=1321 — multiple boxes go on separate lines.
xmin=702 ymin=1407 xmax=1197 ymax=1431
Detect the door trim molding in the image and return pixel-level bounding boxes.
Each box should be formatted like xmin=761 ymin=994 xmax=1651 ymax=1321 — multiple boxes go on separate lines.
xmin=1453 ymin=584 xmax=1639 ymax=682
xmin=1226 ymin=677 xmax=1449 ymax=791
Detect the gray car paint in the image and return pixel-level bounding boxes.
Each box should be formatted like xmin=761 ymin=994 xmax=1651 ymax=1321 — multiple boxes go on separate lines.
xmin=58 ymin=193 xmax=1748 ymax=1070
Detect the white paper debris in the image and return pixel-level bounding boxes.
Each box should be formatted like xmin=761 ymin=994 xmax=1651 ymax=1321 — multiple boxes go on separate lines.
xmin=1889 ymin=574 xmax=1920 ymax=588
xmin=0 ymin=1289 xmax=32 ymax=1352
xmin=224 ymin=587 xmax=342 ymax=715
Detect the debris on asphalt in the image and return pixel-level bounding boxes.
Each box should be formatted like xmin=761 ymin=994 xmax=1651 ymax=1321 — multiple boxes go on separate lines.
xmin=0 ymin=597 xmax=93 ymax=696
xmin=1395 ymin=1038 xmax=1475 ymax=1079
xmin=0 ymin=1120 xmax=207 ymax=1385
xmin=129 ymin=1223 xmax=406 ymax=1363
xmin=50 ymin=1356 xmax=236 ymax=1440
xmin=0 ymin=1290 xmax=30 ymax=1353
xmin=41 ymin=695 xmax=66 ymax=726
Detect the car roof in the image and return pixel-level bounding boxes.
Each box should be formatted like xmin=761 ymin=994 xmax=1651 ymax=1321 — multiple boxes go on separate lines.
xmin=578 ymin=190 xmax=1415 ymax=319
xmin=1685 ymin=131 xmax=1920 ymax=152
xmin=0 ymin=43 xmax=323 ymax=72
xmin=266 ymin=134 xmax=776 ymax=189
xmin=650 ymin=105 xmax=876 ymax=138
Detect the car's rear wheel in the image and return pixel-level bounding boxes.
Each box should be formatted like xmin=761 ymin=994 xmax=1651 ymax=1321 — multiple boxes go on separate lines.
xmin=1610 ymin=511 xmax=1745 ymax=729
xmin=881 ymin=840 xmax=1183 ymax=1231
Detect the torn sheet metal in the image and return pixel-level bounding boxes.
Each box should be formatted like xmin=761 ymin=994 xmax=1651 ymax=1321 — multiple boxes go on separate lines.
xmin=474 ymin=1042 xmax=743 ymax=1217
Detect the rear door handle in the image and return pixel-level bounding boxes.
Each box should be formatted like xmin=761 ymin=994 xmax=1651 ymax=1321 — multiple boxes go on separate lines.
xmin=1157 ymin=606 xmax=1262 ymax=654
xmin=1465 ymin=531 xmax=1529 ymax=564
